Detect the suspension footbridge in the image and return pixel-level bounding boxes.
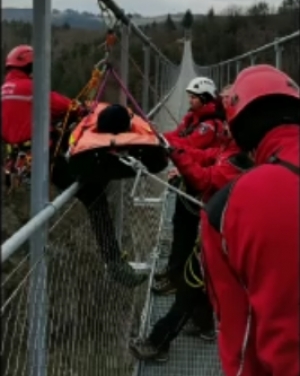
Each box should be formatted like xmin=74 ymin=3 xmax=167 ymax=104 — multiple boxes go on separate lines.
xmin=1 ymin=0 xmax=299 ymax=375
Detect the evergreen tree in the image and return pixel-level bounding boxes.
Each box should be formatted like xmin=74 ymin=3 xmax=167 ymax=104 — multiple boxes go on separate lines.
xmin=165 ymin=14 xmax=176 ymax=30
xmin=181 ymin=9 xmax=194 ymax=29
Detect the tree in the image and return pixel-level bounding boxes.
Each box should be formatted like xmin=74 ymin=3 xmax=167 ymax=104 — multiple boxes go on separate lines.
xmin=181 ymin=9 xmax=194 ymax=29
xmin=278 ymin=0 xmax=300 ymax=12
xmin=207 ymin=7 xmax=215 ymax=19
xmin=62 ymin=22 xmax=71 ymax=30
xmin=223 ymin=5 xmax=243 ymax=16
xmin=151 ymin=21 xmax=157 ymax=29
xmin=165 ymin=14 xmax=176 ymax=30
xmin=248 ymin=2 xmax=270 ymax=16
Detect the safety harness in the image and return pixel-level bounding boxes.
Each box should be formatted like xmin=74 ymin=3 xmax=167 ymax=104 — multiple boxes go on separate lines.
xmin=269 ymin=154 xmax=300 ymax=176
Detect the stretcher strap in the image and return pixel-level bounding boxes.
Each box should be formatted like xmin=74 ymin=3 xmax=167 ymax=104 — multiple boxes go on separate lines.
xmin=111 ymin=68 xmax=159 ymax=136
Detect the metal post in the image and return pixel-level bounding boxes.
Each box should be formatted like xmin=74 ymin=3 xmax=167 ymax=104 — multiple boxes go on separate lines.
xmin=166 ymin=64 xmax=171 ymax=92
xmin=29 ymin=0 xmax=51 ymax=375
xmin=227 ymin=63 xmax=230 ymax=85
xmin=160 ymin=60 xmax=165 ymax=98
xmin=250 ymin=54 xmax=256 ymax=66
xmin=215 ymin=65 xmax=220 ymax=89
xmin=219 ymin=64 xmax=223 ymax=89
xmin=236 ymin=60 xmax=241 ymax=77
xmin=142 ymin=45 xmax=150 ymax=113
xmin=119 ymin=23 xmax=129 ymax=106
xmin=154 ymin=55 xmax=160 ymax=103
xmin=210 ymin=67 xmax=214 ymax=84
xmin=116 ymin=23 xmax=129 ymax=245
xmin=274 ymin=38 xmax=283 ymax=69
xmin=163 ymin=63 xmax=168 ymax=95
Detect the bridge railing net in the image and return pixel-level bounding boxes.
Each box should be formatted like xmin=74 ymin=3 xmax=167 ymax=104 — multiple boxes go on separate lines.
xmin=194 ymin=34 xmax=300 ymax=88
xmin=1 ymin=173 xmax=167 ymax=376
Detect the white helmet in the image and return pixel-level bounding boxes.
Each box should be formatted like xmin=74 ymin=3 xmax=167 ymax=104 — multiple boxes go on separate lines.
xmin=186 ymin=77 xmax=217 ymax=98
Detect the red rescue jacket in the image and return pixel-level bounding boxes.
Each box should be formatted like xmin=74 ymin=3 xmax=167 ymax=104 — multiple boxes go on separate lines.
xmin=201 ymin=125 xmax=300 ymax=376
xmin=164 ymin=102 xmax=225 ymax=150
xmin=1 ymin=69 xmax=72 ymax=144
xmin=170 ymin=139 xmax=246 ymax=202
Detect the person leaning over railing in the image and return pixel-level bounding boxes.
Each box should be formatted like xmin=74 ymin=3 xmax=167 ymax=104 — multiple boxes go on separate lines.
xmin=201 ymin=65 xmax=300 ymax=376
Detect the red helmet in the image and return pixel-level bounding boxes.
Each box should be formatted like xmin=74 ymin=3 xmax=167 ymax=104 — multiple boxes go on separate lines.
xmin=6 ymin=45 xmax=33 ymax=68
xmin=227 ymin=64 xmax=300 ymax=125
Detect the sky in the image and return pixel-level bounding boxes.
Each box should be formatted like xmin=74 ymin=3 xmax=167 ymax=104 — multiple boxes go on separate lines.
xmin=2 ymin=0 xmax=282 ymax=16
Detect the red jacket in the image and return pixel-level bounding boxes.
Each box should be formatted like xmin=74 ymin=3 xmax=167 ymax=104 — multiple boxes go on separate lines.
xmin=201 ymin=125 xmax=300 ymax=376
xmin=1 ymin=70 xmax=72 ymax=144
xmin=164 ymin=102 xmax=225 ymax=150
xmin=170 ymin=139 xmax=246 ymax=202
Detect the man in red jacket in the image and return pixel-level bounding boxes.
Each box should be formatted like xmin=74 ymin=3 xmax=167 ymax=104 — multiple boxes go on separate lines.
xmin=1 ymin=45 xmax=75 ymax=145
xmin=201 ymin=64 xmax=300 ymax=376
xmin=153 ymin=76 xmax=226 ymax=296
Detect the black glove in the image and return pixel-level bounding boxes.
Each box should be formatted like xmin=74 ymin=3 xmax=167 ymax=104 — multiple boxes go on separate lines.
xmin=157 ymin=133 xmax=176 ymax=155
xmin=168 ymin=174 xmax=182 ymax=188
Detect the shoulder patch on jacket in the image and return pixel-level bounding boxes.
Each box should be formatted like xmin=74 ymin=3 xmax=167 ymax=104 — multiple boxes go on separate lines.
xmin=205 ymin=181 xmax=234 ymax=232
xmin=199 ymin=122 xmax=215 ymax=134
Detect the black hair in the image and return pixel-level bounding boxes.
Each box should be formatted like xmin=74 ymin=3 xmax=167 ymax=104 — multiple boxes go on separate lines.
xmin=230 ymin=95 xmax=300 ymax=151
xmin=6 ymin=63 xmax=33 ymax=75
xmin=97 ymin=104 xmax=131 ymax=134
xmin=198 ymin=92 xmax=215 ymax=105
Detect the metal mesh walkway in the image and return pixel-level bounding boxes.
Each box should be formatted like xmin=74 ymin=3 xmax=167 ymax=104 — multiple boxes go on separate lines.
xmin=135 ymin=192 xmax=223 ymax=376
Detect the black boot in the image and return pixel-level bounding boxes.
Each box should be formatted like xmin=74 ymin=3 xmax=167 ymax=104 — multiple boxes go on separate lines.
xmin=153 ymin=266 xmax=169 ymax=282
xmin=183 ymin=320 xmax=216 ymax=341
xmin=152 ymin=278 xmax=177 ymax=296
xmin=129 ymin=338 xmax=169 ymax=362
xmin=107 ymin=260 xmax=148 ymax=288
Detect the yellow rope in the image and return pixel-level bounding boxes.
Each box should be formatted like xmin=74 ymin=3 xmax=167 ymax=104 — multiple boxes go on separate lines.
xmin=184 ymin=238 xmax=205 ymax=289
xmin=50 ymin=68 xmax=103 ymax=176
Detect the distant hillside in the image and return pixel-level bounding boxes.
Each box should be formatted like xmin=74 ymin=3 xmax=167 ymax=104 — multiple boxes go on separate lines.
xmin=2 ymin=8 xmax=105 ymax=30
xmin=2 ymin=8 xmax=200 ymax=30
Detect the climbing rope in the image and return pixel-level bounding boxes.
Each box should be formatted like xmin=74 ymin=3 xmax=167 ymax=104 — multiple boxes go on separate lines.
xmin=97 ymin=0 xmax=180 ymax=126
xmin=51 ymin=62 xmax=109 ymax=174
xmin=117 ymin=36 xmax=180 ymax=126
xmin=184 ymin=238 xmax=205 ymax=289
xmin=118 ymin=154 xmax=204 ymax=208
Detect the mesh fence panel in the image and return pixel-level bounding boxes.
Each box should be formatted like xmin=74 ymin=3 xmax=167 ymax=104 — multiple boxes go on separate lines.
xmin=1 ymin=174 xmax=166 ymax=376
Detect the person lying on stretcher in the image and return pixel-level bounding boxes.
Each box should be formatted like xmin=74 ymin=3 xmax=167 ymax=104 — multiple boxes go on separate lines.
xmin=54 ymin=103 xmax=154 ymax=288
xmin=61 ymin=103 xmax=168 ymax=288
xmin=68 ymin=102 xmax=168 ymax=182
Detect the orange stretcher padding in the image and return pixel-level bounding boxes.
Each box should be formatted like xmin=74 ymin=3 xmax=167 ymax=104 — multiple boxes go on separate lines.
xmin=69 ymin=102 xmax=157 ymax=156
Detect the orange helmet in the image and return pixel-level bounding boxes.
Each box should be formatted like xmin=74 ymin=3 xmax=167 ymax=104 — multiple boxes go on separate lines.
xmin=227 ymin=64 xmax=300 ymax=125
xmin=6 ymin=45 xmax=33 ymax=68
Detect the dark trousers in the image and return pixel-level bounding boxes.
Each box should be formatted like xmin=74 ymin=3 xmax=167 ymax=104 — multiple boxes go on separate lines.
xmin=149 ymin=256 xmax=214 ymax=350
xmin=52 ymin=156 xmax=121 ymax=263
xmin=167 ymin=194 xmax=200 ymax=286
